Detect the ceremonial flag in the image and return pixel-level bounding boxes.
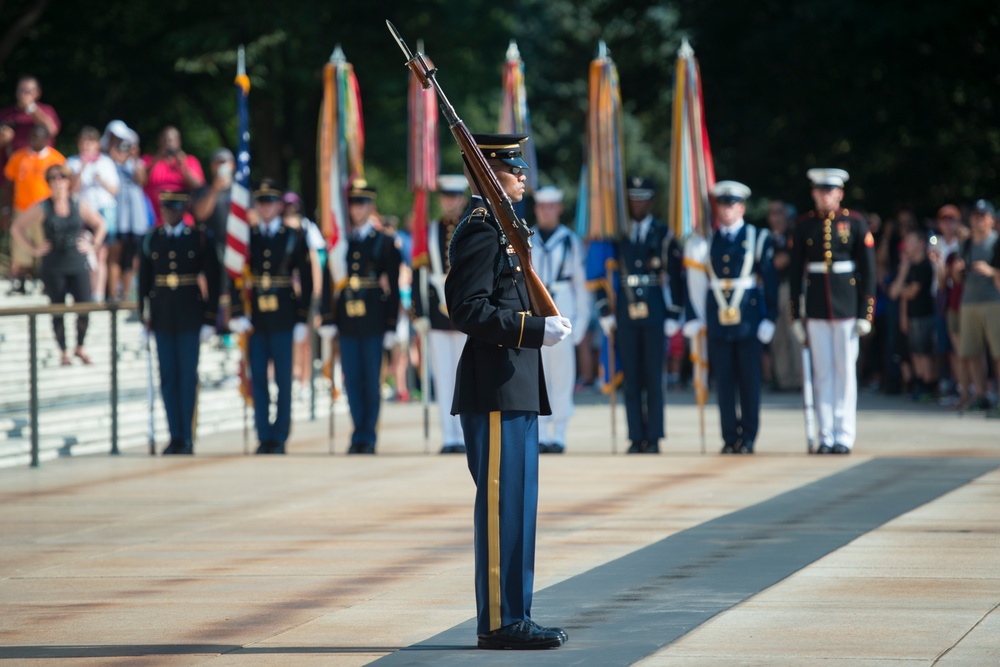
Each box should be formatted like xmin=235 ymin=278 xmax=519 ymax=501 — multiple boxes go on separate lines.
xmin=670 ymin=38 xmax=716 ymax=438
xmin=498 ymin=40 xmax=538 ymax=194
xmin=577 ymin=41 xmax=627 ymax=394
xmin=408 ymin=42 xmax=438 ymax=271
xmin=319 ymin=45 xmax=365 ymax=288
xmin=224 ymin=45 xmax=251 ymax=279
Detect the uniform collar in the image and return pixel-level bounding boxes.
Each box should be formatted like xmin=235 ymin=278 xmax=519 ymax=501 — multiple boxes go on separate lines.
xmin=533 ymin=224 xmax=568 ymax=247
xmin=258 ymin=217 xmax=282 ymax=237
xmin=630 ymin=214 xmax=653 ymax=243
xmin=351 ymin=220 xmax=373 ymax=240
xmin=719 ymin=219 xmax=745 ymax=238
xmin=163 ymin=222 xmax=185 ymax=237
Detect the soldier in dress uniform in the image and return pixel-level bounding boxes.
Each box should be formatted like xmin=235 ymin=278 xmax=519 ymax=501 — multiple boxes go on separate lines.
xmin=318 ymin=179 xmax=401 ymax=455
xmin=138 ymin=191 xmax=221 ymax=455
xmin=413 ymin=174 xmax=468 ymax=454
xmin=683 ymin=181 xmax=778 ymax=453
xmin=228 ymin=180 xmax=313 ymax=454
xmin=446 ymin=133 xmax=570 ymax=650
xmin=788 ymin=168 xmax=876 ymax=454
xmin=596 ymin=177 xmax=684 ymax=453
xmin=529 ymin=186 xmax=590 ymax=454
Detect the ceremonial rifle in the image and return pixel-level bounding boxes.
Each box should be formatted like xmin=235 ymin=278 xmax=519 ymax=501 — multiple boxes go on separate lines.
xmin=387 ymin=21 xmax=559 ymax=318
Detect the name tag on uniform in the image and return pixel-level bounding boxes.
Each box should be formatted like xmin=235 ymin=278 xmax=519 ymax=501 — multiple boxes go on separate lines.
xmin=257 ymin=295 xmax=279 ymax=312
xmin=718 ymin=306 xmax=741 ymax=325
xmin=345 ymin=300 xmax=367 ymax=317
xmin=627 ymin=302 xmax=649 ymax=320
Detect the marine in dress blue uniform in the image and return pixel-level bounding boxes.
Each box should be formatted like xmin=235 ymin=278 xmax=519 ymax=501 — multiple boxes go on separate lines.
xmin=683 ymin=181 xmax=778 ymax=453
xmin=229 ymin=182 xmax=313 ymax=454
xmin=318 ymin=180 xmax=401 ymax=454
xmin=138 ymin=191 xmax=221 ymax=455
xmin=788 ymin=169 xmax=876 ymax=454
xmin=596 ymin=177 xmax=685 ymax=453
xmin=445 ymin=133 xmax=569 ymax=650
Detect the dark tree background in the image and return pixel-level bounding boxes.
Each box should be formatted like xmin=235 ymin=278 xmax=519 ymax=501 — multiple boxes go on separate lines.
xmin=2 ymin=0 xmax=997 ymax=223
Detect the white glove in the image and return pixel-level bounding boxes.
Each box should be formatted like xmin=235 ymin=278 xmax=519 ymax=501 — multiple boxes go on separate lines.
xmin=318 ymin=324 xmax=338 ymax=339
xmin=855 ymin=318 xmax=872 ymax=336
xmin=682 ymin=319 xmax=704 ymax=339
xmin=543 ymin=316 xmax=573 ymax=347
xmin=414 ymin=317 xmax=431 ymax=335
xmin=599 ymin=314 xmax=616 ymax=336
xmin=757 ymin=319 xmax=776 ymax=344
xmin=792 ymin=320 xmax=807 ymax=345
xmin=293 ymin=323 xmax=308 ymax=343
xmin=229 ymin=316 xmax=252 ymax=334
xmin=664 ymin=318 xmax=680 ymax=338
xmin=383 ymin=331 xmax=398 ymax=350
xmin=199 ymin=324 xmax=215 ymax=344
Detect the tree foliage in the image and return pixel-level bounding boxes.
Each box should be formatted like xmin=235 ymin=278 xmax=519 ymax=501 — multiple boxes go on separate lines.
xmin=1 ymin=0 xmax=997 ymax=222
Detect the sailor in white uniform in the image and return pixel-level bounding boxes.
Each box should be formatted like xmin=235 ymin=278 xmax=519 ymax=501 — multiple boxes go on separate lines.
xmin=530 ymin=186 xmax=590 ymax=453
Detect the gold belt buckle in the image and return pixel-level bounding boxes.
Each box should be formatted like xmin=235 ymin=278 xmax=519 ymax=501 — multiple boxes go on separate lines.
xmin=257 ymin=295 xmax=279 ymax=312
xmin=627 ymin=301 xmax=649 ymax=320
xmin=348 ymin=275 xmax=361 ymax=291
xmin=259 ymin=273 xmax=272 ymax=291
xmin=718 ymin=306 xmax=741 ymax=325
xmin=345 ymin=299 xmax=367 ymax=317
xmin=165 ymin=273 xmax=179 ymax=290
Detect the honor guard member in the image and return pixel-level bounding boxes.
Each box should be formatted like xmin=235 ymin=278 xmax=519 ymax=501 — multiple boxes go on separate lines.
xmin=413 ymin=174 xmax=469 ymax=454
xmin=597 ymin=177 xmax=684 ymax=453
xmin=446 ymin=133 xmax=570 ymax=650
xmin=788 ymin=168 xmax=876 ymax=454
xmin=683 ymin=181 xmax=778 ymax=453
xmin=318 ymin=179 xmax=401 ymax=454
xmin=530 ymin=186 xmax=590 ymax=454
xmin=138 ymin=191 xmax=221 ymax=455
xmin=229 ymin=180 xmax=313 ymax=454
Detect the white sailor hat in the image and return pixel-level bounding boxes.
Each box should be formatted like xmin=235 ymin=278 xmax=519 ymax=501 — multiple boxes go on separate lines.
xmin=533 ymin=186 xmax=564 ymax=204
xmin=807 ymin=168 xmax=849 ymax=188
xmin=711 ymin=180 xmax=751 ymax=203
xmin=436 ymin=174 xmax=468 ymax=195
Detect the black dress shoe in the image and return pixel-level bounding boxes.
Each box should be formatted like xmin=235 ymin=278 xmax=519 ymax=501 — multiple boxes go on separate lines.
xmin=643 ymin=440 xmax=660 ymax=453
xmin=816 ymin=444 xmax=833 ymax=454
xmin=359 ymin=442 xmax=376 ymax=454
xmin=526 ymin=618 xmax=568 ymax=643
xmin=439 ymin=444 xmax=455 ymax=454
xmin=174 ymin=440 xmax=194 ymax=455
xmin=627 ymin=440 xmax=643 ymax=453
xmin=450 ymin=444 xmax=466 ymax=454
xmin=347 ymin=442 xmax=362 ymax=454
xmin=720 ymin=443 xmax=735 ymax=454
xmin=477 ymin=619 xmax=565 ymax=650
xmin=545 ymin=443 xmax=565 ymax=454
xmin=256 ymin=441 xmax=274 ymax=455
xmin=738 ymin=441 xmax=754 ymax=454
xmin=538 ymin=442 xmax=551 ymax=453
xmin=270 ymin=441 xmax=285 ymax=454
xmin=162 ymin=439 xmax=180 ymax=455
xmin=831 ymin=443 xmax=851 ymax=455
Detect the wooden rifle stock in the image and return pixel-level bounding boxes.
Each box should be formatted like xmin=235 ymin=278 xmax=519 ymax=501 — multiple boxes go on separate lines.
xmin=387 ymin=21 xmax=560 ymax=318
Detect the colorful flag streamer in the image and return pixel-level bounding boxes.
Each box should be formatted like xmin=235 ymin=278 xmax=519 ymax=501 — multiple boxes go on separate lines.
xmin=498 ymin=40 xmax=538 ymax=193
xmin=408 ymin=43 xmax=438 ymax=271
xmin=577 ymin=41 xmax=627 ymax=393
xmin=670 ymin=38 xmax=716 ymax=425
xmin=319 ymin=45 xmax=366 ymax=288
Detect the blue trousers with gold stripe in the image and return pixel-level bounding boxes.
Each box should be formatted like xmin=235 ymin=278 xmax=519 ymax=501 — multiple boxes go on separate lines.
xmin=154 ymin=330 xmax=200 ymax=443
xmin=249 ymin=329 xmax=293 ymax=447
xmin=460 ymin=410 xmax=539 ymax=635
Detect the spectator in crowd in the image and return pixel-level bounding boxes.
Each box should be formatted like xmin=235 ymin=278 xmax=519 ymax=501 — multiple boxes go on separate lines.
xmin=10 ymin=164 xmax=105 ymax=365
xmin=67 ymin=126 xmax=120 ymax=302
xmin=953 ymin=199 xmax=1000 ymax=412
xmin=103 ymin=121 xmax=149 ymax=301
xmin=889 ymin=229 xmax=937 ymax=401
xmin=192 ymin=147 xmax=235 ymax=265
xmin=930 ymin=205 xmax=963 ymax=402
xmin=762 ymin=198 xmax=801 ymax=390
xmin=141 ymin=126 xmax=204 ymax=227
xmin=281 ymin=190 xmax=324 ymax=400
xmin=4 ymin=125 xmax=66 ymax=294
xmin=0 ymin=76 xmax=61 ymax=227
xmin=944 ymin=251 xmax=968 ymax=408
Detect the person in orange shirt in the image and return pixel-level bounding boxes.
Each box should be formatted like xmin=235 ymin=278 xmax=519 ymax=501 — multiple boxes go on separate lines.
xmin=4 ymin=125 xmax=65 ymax=294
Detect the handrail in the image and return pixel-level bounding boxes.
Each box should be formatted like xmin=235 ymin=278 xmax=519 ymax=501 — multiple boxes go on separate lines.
xmin=0 ymin=300 xmax=138 ymax=467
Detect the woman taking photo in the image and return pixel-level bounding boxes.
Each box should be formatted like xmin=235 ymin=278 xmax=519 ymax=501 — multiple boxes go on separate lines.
xmin=10 ymin=164 xmax=106 ymax=365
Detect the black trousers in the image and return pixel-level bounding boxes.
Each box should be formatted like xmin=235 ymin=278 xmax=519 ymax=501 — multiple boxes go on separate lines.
xmin=41 ymin=267 xmax=93 ymax=351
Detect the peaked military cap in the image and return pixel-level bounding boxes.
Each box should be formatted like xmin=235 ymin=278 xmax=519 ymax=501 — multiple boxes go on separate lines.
xmin=806 ymin=168 xmax=849 ymax=189
xmin=711 ymin=180 xmax=751 ymax=204
xmin=159 ymin=191 xmax=190 ymax=209
xmin=437 ymin=174 xmax=469 ymax=195
xmin=348 ymin=178 xmax=377 ymax=203
xmin=473 ymin=133 xmax=530 ymax=169
xmin=626 ymin=176 xmax=656 ymax=201
xmin=252 ymin=182 xmax=284 ymax=202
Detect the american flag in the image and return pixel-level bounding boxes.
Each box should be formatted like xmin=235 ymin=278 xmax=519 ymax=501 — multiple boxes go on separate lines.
xmin=224 ymin=46 xmax=251 ymax=280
